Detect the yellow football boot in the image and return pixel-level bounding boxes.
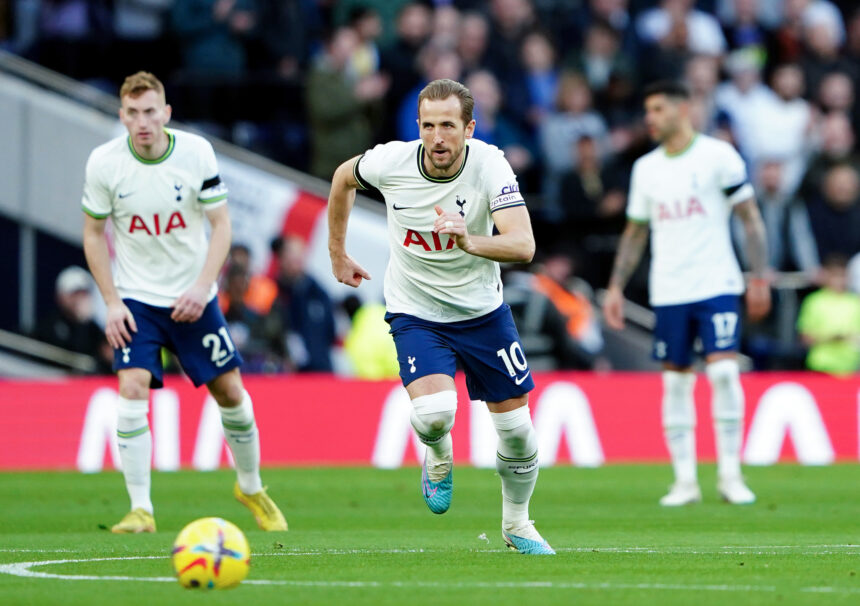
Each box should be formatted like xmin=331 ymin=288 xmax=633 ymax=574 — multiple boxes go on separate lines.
xmin=233 ymin=483 xmax=288 ymax=531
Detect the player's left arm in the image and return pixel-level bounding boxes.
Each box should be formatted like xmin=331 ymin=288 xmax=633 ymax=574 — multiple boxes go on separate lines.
xmin=170 ymin=204 xmax=232 ymax=323
xmin=434 ymin=204 xmax=535 ymax=263
xmin=734 ymin=197 xmax=772 ymax=321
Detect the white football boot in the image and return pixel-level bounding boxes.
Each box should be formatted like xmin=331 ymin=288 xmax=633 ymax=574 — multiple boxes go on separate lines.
xmin=659 ymin=481 xmax=702 ymax=506
xmin=717 ymin=476 xmax=756 ymax=505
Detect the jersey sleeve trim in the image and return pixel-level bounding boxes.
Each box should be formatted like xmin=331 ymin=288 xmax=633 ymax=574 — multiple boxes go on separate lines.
xmin=81 ymin=205 xmax=110 ymax=219
xmin=627 ymin=214 xmax=649 ymax=224
xmin=725 ymin=183 xmax=755 ymax=205
xmin=490 ymin=201 xmax=526 ymax=214
xmin=201 ymin=175 xmax=221 ymax=190
xmin=199 ymin=193 xmax=228 ymax=204
xmin=353 ymin=154 xmax=371 ymax=190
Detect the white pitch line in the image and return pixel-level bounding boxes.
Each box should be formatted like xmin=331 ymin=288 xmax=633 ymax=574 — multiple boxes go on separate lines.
xmin=1 ymin=555 xmax=860 ymax=595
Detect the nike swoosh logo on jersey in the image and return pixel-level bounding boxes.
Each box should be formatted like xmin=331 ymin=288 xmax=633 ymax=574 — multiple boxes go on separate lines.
xmin=392 ymin=204 xmax=411 ymax=210
xmin=215 ymin=354 xmax=235 ymax=368
xmin=118 ymin=192 xmax=133 ymax=199
xmin=514 ymin=371 xmax=530 ymax=385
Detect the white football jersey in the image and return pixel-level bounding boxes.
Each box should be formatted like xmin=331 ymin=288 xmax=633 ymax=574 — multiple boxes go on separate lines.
xmin=355 ymin=139 xmax=526 ymax=322
xmin=82 ymin=128 xmax=228 ymax=307
xmin=626 ymin=134 xmax=754 ymax=306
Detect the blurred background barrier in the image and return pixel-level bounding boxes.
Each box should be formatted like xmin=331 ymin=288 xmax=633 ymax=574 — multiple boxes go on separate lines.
xmin=0 ymin=371 xmax=855 ymax=471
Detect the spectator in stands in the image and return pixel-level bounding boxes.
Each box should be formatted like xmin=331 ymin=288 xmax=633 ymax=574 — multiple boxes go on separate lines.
xmin=345 ymin=5 xmax=384 ymax=82
xmin=720 ymin=0 xmax=772 ymax=53
xmin=342 ymin=296 xmax=399 ymax=380
xmin=797 ymin=253 xmax=860 ymax=376
xmin=430 ymin=3 xmax=460 ymax=50
xmin=800 ymin=111 xmax=858 ymax=201
xmin=519 ymin=29 xmax=559 ymax=131
xmin=539 ymin=70 xmax=609 ymax=221
xmin=636 ymin=0 xmax=727 ymax=80
xmin=219 ymin=243 xmax=278 ymax=316
xmin=714 ymin=48 xmax=774 ymax=163
xmin=170 ymin=0 xmax=259 ymax=77
xmin=456 ymin=11 xmax=491 ymax=74
xmin=272 ymin=235 xmax=335 ymax=373
xmin=380 ymin=1 xmax=433 ymax=140
xmin=396 ymin=43 xmax=462 ymax=142
xmin=306 ymin=25 xmax=389 ymax=179
xmin=221 ymin=263 xmax=288 ymax=373
xmin=504 ymin=251 xmax=604 ymax=370
xmin=734 ymin=158 xmax=820 ymax=276
xmin=33 ymin=266 xmax=112 ymax=373
xmin=799 ymin=5 xmax=856 ymax=98
xmin=465 ymin=69 xmax=534 ymax=178
xmin=484 ymin=0 xmax=536 ymax=120
xmin=570 ymin=22 xmax=634 ymax=104
xmin=683 ymin=54 xmax=721 ymax=134
xmin=807 ymin=162 xmax=860 ymax=261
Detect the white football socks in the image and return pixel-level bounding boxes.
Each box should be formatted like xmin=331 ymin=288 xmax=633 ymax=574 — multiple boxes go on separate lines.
xmin=491 ymin=406 xmax=538 ymax=527
xmin=707 ymin=359 xmax=745 ymax=480
xmin=116 ymin=396 xmax=153 ymax=514
xmin=219 ymin=391 xmax=263 ymax=495
xmin=662 ymin=371 xmax=697 ymax=485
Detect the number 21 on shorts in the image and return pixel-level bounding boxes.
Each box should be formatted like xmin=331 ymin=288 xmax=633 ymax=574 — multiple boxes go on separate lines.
xmin=202 ymin=327 xmax=237 ymax=367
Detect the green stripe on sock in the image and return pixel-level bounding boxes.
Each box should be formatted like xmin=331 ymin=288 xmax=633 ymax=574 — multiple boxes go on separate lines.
xmin=117 ymin=425 xmax=149 ymax=439
xmin=496 ymin=451 xmax=537 ymax=463
xmin=222 ymin=421 xmax=254 ymax=432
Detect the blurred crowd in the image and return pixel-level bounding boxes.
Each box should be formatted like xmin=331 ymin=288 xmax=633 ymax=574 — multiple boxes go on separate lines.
xmin=7 ymin=0 xmax=860 ymax=375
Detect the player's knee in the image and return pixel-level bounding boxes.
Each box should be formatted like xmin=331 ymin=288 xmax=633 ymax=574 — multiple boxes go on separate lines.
xmin=490 ymin=405 xmax=536 ymax=455
xmin=208 ymin=370 xmax=245 ymax=407
xmin=706 ymin=358 xmax=743 ymax=419
xmin=662 ymin=371 xmax=696 ymax=428
xmin=118 ymin=368 xmax=151 ymax=400
xmin=410 ymin=391 xmax=457 ymax=439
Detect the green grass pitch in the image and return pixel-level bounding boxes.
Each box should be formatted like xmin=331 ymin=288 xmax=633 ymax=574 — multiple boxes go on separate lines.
xmin=1 ymin=464 xmax=858 ymax=605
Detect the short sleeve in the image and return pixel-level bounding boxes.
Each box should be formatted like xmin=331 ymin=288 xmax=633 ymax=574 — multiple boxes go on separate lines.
xmin=354 ymin=143 xmax=388 ymax=190
xmin=198 ymin=141 xmax=228 ymax=207
xmin=626 ymin=160 xmax=649 ymax=223
xmin=718 ymin=143 xmax=754 ymax=205
xmin=81 ymin=152 xmax=112 ymax=219
xmin=483 ymin=148 xmax=525 ymax=213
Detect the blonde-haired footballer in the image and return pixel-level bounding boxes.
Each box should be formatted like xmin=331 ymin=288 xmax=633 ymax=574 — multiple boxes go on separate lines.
xmin=82 ymin=71 xmax=286 ymax=533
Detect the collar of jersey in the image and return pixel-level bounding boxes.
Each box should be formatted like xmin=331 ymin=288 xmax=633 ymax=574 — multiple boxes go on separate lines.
xmin=663 ymin=133 xmax=698 ymax=158
xmin=417 ymin=142 xmax=469 ymax=183
xmin=127 ymin=130 xmax=175 ymax=165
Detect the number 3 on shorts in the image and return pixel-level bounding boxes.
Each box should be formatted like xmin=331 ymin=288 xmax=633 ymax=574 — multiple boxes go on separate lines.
xmin=496 ymin=342 xmax=528 ymax=377
xmin=202 ymin=327 xmax=237 ymax=366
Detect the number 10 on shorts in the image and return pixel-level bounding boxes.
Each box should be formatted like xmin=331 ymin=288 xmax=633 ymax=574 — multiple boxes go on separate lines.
xmin=497 ymin=342 xmax=528 ymax=376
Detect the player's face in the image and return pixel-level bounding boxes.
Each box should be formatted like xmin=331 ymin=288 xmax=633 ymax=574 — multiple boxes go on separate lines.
xmin=644 ymin=94 xmax=682 ymax=143
xmin=120 ymin=90 xmax=172 ymax=149
xmin=418 ymin=96 xmax=475 ymax=175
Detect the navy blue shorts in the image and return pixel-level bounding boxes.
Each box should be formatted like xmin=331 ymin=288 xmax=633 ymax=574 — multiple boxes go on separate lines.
xmin=113 ymin=298 xmax=243 ymax=388
xmin=385 ymin=303 xmax=535 ymax=403
xmin=653 ymin=294 xmax=741 ymax=367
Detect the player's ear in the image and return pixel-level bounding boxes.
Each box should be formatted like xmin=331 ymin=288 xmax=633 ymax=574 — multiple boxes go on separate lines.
xmin=164 ymin=104 xmax=172 ymax=124
xmin=464 ymin=119 xmax=475 ymax=139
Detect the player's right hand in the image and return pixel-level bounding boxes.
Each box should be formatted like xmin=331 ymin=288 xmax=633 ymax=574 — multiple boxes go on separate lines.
xmin=331 ymin=252 xmax=371 ymax=288
xmin=105 ymin=301 xmax=137 ymax=349
xmin=602 ymin=287 xmax=626 ymax=331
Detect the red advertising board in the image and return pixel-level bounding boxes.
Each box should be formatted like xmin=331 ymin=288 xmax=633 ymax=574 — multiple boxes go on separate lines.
xmin=0 ymin=372 xmax=856 ymax=470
